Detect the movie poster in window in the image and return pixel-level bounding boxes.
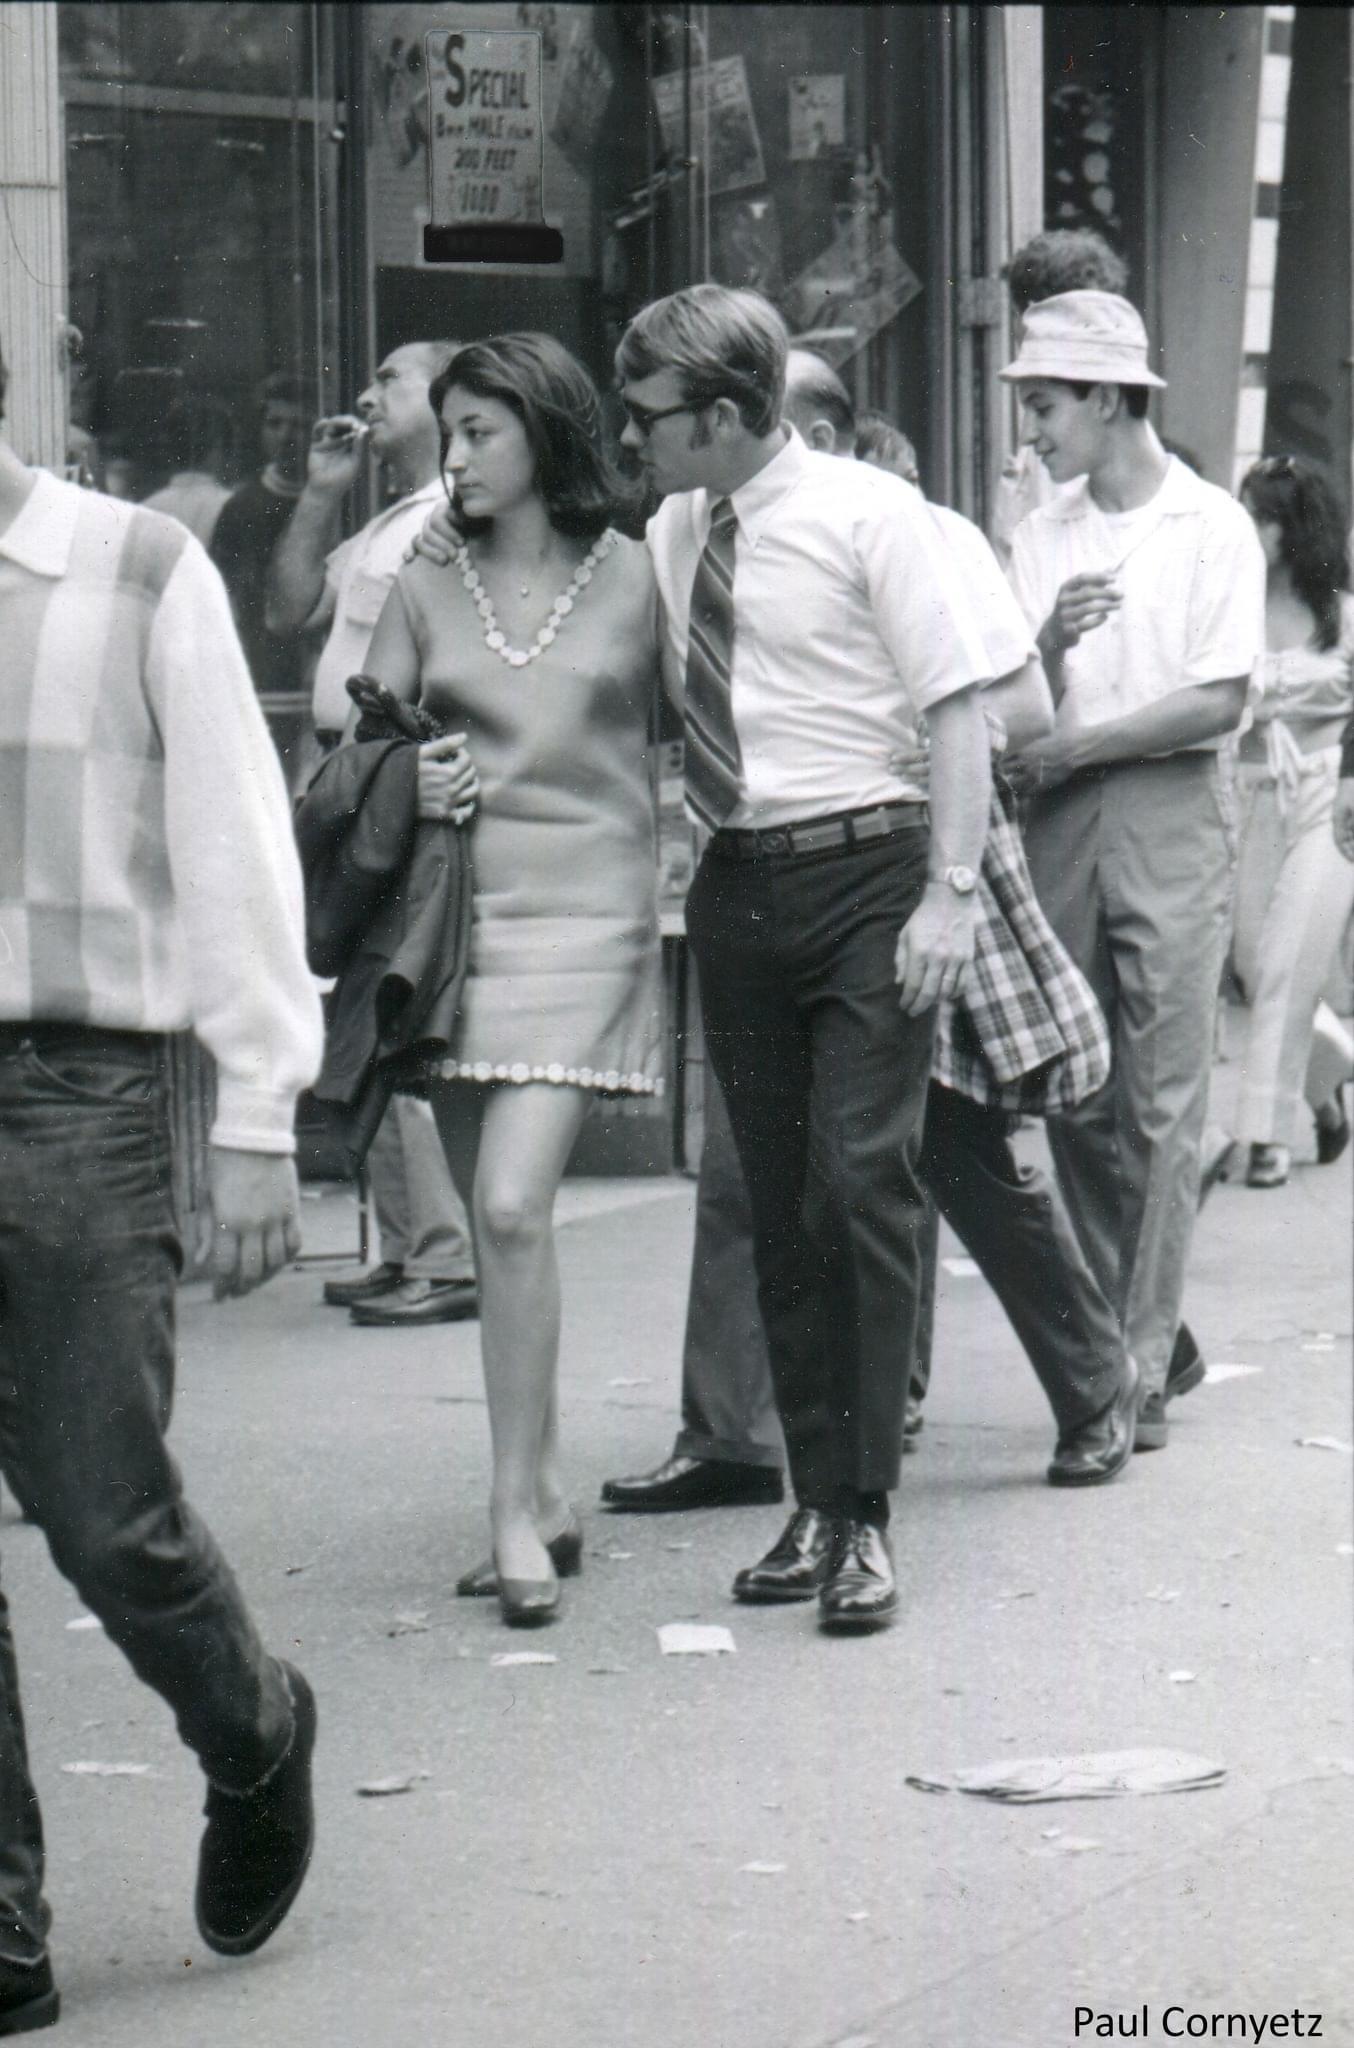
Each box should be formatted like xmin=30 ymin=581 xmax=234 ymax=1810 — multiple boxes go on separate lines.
xmin=550 ymin=17 xmax=614 ymax=176
xmin=784 ymin=147 xmax=921 ymax=364
xmin=651 ymin=57 xmax=765 ymax=196
xmin=711 ymin=194 xmax=783 ymax=299
xmin=787 ymin=74 xmax=845 ymax=161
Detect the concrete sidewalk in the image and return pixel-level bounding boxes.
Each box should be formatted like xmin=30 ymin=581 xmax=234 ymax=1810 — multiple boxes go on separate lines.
xmin=3 ymin=1063 xmax=1350 ymax=2048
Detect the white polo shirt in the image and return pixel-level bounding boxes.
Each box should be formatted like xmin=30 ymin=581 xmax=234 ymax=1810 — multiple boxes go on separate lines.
xmin=1006 ymin=455 xmax=1265 ymax=747
xmin=648 ymin=431 xmax=993 ymax=823
xmin=311 ymin=477 xmax=446 ymax=734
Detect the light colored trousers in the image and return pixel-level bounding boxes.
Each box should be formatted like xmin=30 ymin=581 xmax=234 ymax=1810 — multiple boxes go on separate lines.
xmin=1024 ymin=754 xmax=1233 ymax=1398
xmin=1232 ymin=748 xmax=1354 ymax=1145
xmin=368 ymin=1093 xmax=475 ymax=1280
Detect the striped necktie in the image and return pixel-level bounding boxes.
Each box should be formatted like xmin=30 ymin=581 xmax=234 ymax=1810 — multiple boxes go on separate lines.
xmin=684 ymin=497 xmax=743 ymax=828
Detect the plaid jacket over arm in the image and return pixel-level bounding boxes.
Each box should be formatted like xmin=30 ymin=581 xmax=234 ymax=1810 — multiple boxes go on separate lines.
xmin=931 ymin=779 xmax=1110 ymax=1115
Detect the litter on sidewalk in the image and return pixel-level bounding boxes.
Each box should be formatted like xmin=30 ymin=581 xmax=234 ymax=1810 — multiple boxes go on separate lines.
xmin=906 ymin=1748 xmax=1226 ymax=1802
xmin=658 ymin=1623 xmax=736 ymax=1656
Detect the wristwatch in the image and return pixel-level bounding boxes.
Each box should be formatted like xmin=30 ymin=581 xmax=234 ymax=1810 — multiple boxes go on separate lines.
xmin=932 ymin=863 xmax=978 ymax=895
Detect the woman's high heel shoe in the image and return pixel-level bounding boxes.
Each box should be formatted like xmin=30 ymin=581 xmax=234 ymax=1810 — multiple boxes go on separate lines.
xmin=497 ymin=1561 xmax=560 ymax=1628
xmin=456 ymin=1507 xmax=583 ymax=1599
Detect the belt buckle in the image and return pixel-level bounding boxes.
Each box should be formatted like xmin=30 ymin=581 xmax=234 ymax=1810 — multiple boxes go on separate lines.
xmin=760 ymin=828 xmax=791 ymax=855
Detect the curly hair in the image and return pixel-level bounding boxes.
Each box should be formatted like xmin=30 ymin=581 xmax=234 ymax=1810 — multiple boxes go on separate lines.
xmin=1007 ymin=230 xmax=1128 ymax=317
xmin=1240 ymin=455 xmax=1350 ymax=651
xmin=429 ymin=333 xmax=636 ymax=541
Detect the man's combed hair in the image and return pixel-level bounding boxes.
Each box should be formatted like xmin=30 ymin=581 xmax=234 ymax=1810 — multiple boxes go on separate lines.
xmin=429 ymin=332 xmax=635 ymax=542
xmin=1007 ymin=229 xmax=1129 ymax=316
xmin=616 ymin=285 xmax=787 ymax=438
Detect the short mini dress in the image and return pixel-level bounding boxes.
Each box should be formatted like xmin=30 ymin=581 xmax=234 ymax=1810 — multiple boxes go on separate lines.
xmin=395 ymin=529 xmax=664 ymax=1097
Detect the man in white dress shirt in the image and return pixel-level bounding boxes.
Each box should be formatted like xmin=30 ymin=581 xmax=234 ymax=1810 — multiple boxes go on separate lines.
xmin=268 ymin=341 xmax=478 ymax=1329
xmin=616 ymin=287 xmax=994 ymax=1632
xmin=1003 ymin=292 xmax=1266 ymax=1448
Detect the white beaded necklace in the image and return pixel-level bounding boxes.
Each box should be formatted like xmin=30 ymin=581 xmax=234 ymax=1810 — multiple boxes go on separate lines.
xmin=455 ymin=527 xmax=618 ymax=669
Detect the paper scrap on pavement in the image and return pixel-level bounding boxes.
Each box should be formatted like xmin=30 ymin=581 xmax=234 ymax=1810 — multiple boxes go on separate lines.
xmin=844 ymin=1910 xmax=870 ymax=1922
xmin=740 ymin=1861 xmax=786 ymax=1875
xmin=607 ymin=1376 xmax=652 ymax=1389
xmin=906 ymin=1748 xmax=1226 ymax=1802
xmin=1167 ymin=1671 xmax=1197 ymax=1685
xmin=356 ymin=1772 xmax=427 ymax=1796
xmin=490 ymin=1651 xmax=557 ymax=1667
xmin=1142 ymin=1587 xmax=1181 ymax=1603
xmin=658 ymin=1623 xmax=736 ymax=1657
xmin=604 ymin=1550 xmax=634 ymax=1562
xmin=387 ymin=1611 xmax=430 ymax=1636
xmin=942 ymin=1256 xmax=980 ymax=1278
xmin=1296 ymin=1436 xmax=1353 ymax=1454
xmin=66 ymin=1615 xmax=103 ymax=1631
xmin=1026 ymin=1834 xmax=1101 ymax=1857
xmin=1204 ymin=1364 xmax=1261 ymax=1383
xmin=62 ymin=1761 xmax=153 ymax=1778
xmin=664 ymin=1541 xmax=694 ymax=1553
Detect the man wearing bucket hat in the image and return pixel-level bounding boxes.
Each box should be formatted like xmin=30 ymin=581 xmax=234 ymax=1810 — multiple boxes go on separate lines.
xmin=1000 ymin=290 xmax=1266 ymax=1452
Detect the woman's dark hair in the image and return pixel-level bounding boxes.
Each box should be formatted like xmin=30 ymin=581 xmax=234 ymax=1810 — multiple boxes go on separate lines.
xmin=1240 ymin=455 xmax=1350 ymax=651
xmin=429 ymin=333 xmax=636 ymax=541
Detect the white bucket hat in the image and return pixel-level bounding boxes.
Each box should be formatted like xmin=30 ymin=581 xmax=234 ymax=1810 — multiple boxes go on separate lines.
xmin=999 ymin=290 xmax=1166 ymax=389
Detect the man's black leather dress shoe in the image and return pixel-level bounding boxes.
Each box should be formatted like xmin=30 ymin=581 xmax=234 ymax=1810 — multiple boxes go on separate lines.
xmin=322 ymin=1260 xmax=403 ymax=1309
xmin=818 ymin=1521 xmax=898 ymax=1633
xmin=0 ymin=1955 xmax=58 ymax=2036
xmin=601 ymin=1454 xmax=784 ymax=1513
xmin=732 ymin=1508 xmax=839 ymax=1603
xmin=1047 ymin=1354 xmax=1140 ymax=1488
xmin=349 ymin=1278 xmax=479 ymax=1327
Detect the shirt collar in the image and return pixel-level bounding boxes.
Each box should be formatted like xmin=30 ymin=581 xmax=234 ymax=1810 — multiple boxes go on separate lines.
xmin=1045 ymin=454 xmax=1197 ymax=524
xmin=368 ymin=475 xmax=446 ymax=526
xmin=709 ymin=426 xmax=811 ymax=548
xmin=0 ymin=469 xmax=80 ymax=578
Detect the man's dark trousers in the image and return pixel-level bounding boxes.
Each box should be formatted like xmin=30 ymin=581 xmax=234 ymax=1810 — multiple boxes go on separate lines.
xmin=674 ymin=1065 xmax=938 ymax=1471
xmin=684 ymin=823 xmax=935 ymax=1506
xmin=0 ymin=1027 xmax=293 ymax=1963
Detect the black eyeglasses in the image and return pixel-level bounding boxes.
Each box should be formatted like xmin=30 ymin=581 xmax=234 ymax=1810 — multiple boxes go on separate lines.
xmin=619 ymin=396 xmax=705 ymax=437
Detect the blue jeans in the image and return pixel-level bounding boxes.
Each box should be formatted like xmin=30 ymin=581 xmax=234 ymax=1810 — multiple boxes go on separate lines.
xmin=0 ymin=1027 xmax=293 ymax=1963
xmin=685 ymin=825 xmax=935 ymax=1504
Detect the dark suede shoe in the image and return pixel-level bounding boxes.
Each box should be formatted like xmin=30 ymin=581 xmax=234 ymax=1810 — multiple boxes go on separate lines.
xmin=196 ymin=1663 xmax=316 ymax=1958
xmin=1047 ymin=1355 xmax=1140 ymax=1488
xmin=732 ymin=1508 xmax=839 ymax=1603
xmin=322 ymin=1260 xmax=404 ymax=1309
xmin=818 ymin=1520 xmax=898 ymax=1633
xmin=0 ymin=1957 xmax=58 ymax=2037
xmin=1165 ymin=1323 xmax=1206 ymax=1403
xmin=349 ymin=1278 xmax=479 ymax=1327
xmin=601 ymin=1454 xmax=783 ymax=1513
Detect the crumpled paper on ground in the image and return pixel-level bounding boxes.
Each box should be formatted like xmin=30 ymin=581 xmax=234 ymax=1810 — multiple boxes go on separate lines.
xmin=906 ymin=1748 xmax=1226 ymax=1802
xmin=657 ymin=1623 xmax=736 ymax=1656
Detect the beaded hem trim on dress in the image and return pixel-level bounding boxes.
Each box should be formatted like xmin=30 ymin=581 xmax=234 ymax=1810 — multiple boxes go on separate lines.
xmin=433 ymin=1057 xmax=663 ymax=1097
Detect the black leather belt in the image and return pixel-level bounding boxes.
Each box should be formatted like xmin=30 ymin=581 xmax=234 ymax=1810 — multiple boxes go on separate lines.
xmin=711 ymin=801 xmax=926 ymax=861
xmin=0 ymin=1021 xmax=155 ymax=1057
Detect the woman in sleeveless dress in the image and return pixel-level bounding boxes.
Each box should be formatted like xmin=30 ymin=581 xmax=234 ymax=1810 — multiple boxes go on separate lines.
xmin=361 ymin=335 xmax=663 ymax=1624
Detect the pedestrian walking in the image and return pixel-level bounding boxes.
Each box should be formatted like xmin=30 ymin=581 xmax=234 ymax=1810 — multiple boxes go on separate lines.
xmin=0 ymin=334 xmax=324 ymax=2033
xmin=267 ymin=340 xmax=479 ymax=1327
xmin=358 ymin=334 xmax=664 ymax=1627
xmin=615 ymin=288 xmax=994 ymax=1632
xmin=1002 ymin=290 xmax=1267 ymax=1451
xmin=602 ymin=348 xmax=1139 ymax=1519
xmin=1224 ymin=456 xmax=1354 ymax=1186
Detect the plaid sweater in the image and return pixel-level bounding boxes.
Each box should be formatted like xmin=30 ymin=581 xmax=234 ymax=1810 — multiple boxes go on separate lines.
xmin=0 ymin=470 xmax=321 ymax=1153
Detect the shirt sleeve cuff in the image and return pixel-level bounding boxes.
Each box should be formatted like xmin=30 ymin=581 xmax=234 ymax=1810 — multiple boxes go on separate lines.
xmin=210 ymin=1082 xmax=299 ymax=1156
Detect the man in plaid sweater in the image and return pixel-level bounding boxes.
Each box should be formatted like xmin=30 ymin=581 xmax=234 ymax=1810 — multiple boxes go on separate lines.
xmin=0 ymin=336 xmax=324 ymax=2032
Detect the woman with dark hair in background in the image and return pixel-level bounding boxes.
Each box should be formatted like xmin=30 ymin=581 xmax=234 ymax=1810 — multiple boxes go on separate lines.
xmin=358 ymin=334 xmax=663 ymax=1623
xmin=1228 ymin=455 xmax=1354 ymax=1187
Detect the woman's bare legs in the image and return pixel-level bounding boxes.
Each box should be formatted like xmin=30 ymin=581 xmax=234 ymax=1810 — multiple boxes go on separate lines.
xmin=431 ymin=1080 xmax=590 ymax=1584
